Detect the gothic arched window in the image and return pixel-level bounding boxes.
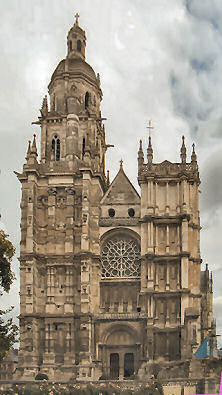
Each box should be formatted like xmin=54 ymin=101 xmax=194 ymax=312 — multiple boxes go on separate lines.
xmin=77 ymin=40 xmax=82 ymax=52
xmin=69 ymin=41 xmax=72 ymax=51
xmin=101 ymin=235 xmax=140 ymax=278
xmin=85 ymin=92 xmax=89 ymax=109
xmin=51 ymin=135 xmax=60 ymax=161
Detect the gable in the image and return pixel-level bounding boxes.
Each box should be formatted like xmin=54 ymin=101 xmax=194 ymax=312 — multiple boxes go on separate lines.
xmin=101 ymin=168 xmax=140 ymax=205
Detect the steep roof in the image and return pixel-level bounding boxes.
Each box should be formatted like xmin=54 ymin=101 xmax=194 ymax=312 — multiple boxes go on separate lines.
xmin=101 ymin=165 xmax=140 ymax=205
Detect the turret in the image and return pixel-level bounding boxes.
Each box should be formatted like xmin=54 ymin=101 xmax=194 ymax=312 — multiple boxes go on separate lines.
xmin=180 ymin=135 xmax=186 ymax=164
xmin=147 ymin=136 xmax=153 ymax=166
xmin=138 ymin=139 xmax=144 ymax=173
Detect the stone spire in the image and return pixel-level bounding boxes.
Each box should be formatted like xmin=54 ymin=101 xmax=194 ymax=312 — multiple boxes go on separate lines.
xmin=26 ymin=140 xmax=31 ymax=161
xmin=30 ymin=134 xmax=38 ymax=157
xmin=191 ymin=143 xmax=197 ymax=166
xmin=138 ymin=140 xmax=144 ymax=167
xmin=180 ymin=135 xmax=186 ymax=164
xmin=107 ymin=170 xmax=110 ymax=187
xmin=40 ymin=95 xmax=48 ymax=118
xmin=147 ymin=136 xmax=153 ymax=166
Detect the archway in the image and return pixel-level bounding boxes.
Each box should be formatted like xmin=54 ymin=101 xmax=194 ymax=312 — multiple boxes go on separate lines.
xmin=101 ymin=324 xmax=140 ymax=380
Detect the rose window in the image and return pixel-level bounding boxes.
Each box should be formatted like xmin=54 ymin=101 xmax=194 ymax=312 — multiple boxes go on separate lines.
xmin=101 ymin=236 xmax=140 ymax=278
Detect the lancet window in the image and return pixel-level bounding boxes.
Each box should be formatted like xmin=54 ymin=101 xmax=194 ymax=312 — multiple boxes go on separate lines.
xmin=77 ymin=40 xmax=82 ymax=52
xmin=51 ymin=135 xmax=60 ymax=161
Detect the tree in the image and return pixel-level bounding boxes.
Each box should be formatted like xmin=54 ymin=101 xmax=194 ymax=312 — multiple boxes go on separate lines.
xmin=0 ymin=230 xmax=15 ymax=294
xmin=0 ymin=230 xmax=18 ymax=361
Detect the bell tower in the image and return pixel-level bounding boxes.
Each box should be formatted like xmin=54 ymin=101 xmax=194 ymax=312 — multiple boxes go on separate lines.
xmin=137 ymin=135 xmax=213 ymax=361
xmin=16 ymin=16 xmax=109 ymax=381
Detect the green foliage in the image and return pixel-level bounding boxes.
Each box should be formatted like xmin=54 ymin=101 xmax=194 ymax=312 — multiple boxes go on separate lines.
xmin=0 ymin=307 xmax=18 ymax=362
xmin=0 ymin=230 xmax=18 ymax=362
xmin=0 ymin=380 xmax=165 ymax=395
xmin=0 ymin=230 xmax=15 ymax=293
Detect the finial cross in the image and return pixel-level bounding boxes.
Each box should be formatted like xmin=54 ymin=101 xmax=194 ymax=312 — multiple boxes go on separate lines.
xmin=120 ymin=159 xmax=123 ymax=169
xmin=75 ymin=13 xmax=80 ymax=25
xmin=146 ymin=120 xmax=154 ymax=137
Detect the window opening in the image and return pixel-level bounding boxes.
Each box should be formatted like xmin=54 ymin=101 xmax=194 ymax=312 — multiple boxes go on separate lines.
xmin=77 ymin=40 xmax=82 ymax=52
xmin=108 ymin=208 xmax=115 ymax=217
xmin=69 ymin=41 xmax=72 ymax=51
xmin=85 ymin=92 xmax=89 ymax=108
xmin=51 ymin=135 xmax=60 ymax=161
xmin=82 ymin=137 xmax=85 ymax=158
xmin=128 ymin=208 xmax=135 ymax=217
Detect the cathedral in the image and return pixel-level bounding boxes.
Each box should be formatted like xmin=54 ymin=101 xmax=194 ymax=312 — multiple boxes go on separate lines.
xmin=15 ymin=16 xmax=216 ymax=382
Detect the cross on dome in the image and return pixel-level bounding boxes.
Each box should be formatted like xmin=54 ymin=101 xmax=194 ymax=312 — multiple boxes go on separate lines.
xmin=75 ymin=12 xmax=80 ymax=25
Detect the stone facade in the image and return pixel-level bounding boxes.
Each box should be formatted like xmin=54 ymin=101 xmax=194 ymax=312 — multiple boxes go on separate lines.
xmin=15 ymin=17 xmax=216 ymax=382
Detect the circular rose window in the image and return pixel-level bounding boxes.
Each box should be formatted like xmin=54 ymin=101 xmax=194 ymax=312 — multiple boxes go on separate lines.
xmin=101 ymin=236 xmax=140 ymax=278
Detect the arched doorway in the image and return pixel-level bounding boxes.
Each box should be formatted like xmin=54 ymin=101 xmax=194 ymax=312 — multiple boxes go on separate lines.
xmin=101 ymin=326 xmax=140 ymax=379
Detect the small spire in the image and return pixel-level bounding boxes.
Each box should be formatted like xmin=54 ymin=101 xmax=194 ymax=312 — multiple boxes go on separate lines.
xmin=120 ymin=159 xmax=123 ymax=169
xmin=31 ymin=134 xmax=38 ymax=157
xmin=26 ymin=140 xmax=31 ymax=160
xmin=191 ymin=143 xmax=197 ymax=164
xmin=147 ymin=135 xmax=153 ymax=165
xmin=138 ymin=139 xmax=144 ymax=169
xmin=210 ymin=271 xmax=213 ymax=292
xmin=107 ymin=170 xmax=110 ymax=186
xmin=97 ymin=73 xmax=101 ymax=88
xmin=180 ymin=135 xmax=186 ymax=164
xmin=40 ymin=95 xmax=48 ymax=117
xmin=75 ymin=12 xmax=80 ymax=26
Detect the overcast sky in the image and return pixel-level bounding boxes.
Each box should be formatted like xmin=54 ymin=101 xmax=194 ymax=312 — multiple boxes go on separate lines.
xmin=1 ymin=0 xmax=222 ymax=346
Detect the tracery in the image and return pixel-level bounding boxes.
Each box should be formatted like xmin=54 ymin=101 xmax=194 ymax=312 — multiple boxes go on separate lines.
xmin=101 ymin=236 xmax=140 ymax=278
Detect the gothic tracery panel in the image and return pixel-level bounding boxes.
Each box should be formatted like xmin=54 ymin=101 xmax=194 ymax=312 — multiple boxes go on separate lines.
xmin=101 ymin=236 xmax=140 ymax=278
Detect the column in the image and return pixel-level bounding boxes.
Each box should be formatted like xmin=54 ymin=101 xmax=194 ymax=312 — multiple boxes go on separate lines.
xmin=166 ymin=263 xmax=170 ymax=290
xmin=177 ymin=182 xmax=180 ymax=213
xmin=166 ymin=182 xmax=169 ymax=214
xmin=166 ymin=225 xmax=170 ymax=253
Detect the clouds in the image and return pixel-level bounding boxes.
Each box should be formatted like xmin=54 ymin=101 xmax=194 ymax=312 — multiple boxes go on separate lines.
xmin=1 ymin=0 xmax=222 ymax=345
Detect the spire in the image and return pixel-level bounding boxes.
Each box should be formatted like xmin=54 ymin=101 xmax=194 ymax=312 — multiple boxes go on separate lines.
xmin=138 ymin=139 xmax=144 ymax=171
xmin=97 ymin=73 xmax=101 ymax=89
xmin=40 ymin=95 xmax=48 ymax=118
xmin=107 ymin=170 xmax=110 ymax=187
xmin=26 ymin=140 xmax=31 ymax=161
xmin=180 ymin=135 xmax=186 ymax=164
xmin=147 ymin=136 xmax=153 ymax=165
xmin=74 ymin=12 xmax=80 ymax=26
xmin=191 ymin=143 xmax=197 ymax=166
xmin=30 ymin=134 xmax=38 ymax=157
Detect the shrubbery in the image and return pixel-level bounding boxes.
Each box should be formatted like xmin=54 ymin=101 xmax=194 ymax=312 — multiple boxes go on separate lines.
xmin=0 ymin=380 xmax=164 ymax=395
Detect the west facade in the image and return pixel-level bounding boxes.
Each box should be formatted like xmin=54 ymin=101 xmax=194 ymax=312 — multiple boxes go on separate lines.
xmin=15 ymin=17 xmax=215 ymax=381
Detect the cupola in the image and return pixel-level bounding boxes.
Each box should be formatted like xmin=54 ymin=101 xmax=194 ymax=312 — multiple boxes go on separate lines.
xmin=67 ymin=13 xmax=86 ymax=60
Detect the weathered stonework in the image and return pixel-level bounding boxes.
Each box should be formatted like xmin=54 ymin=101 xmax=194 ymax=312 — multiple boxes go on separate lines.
xmin=15 ymin=16 xmax=216 ymax=384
